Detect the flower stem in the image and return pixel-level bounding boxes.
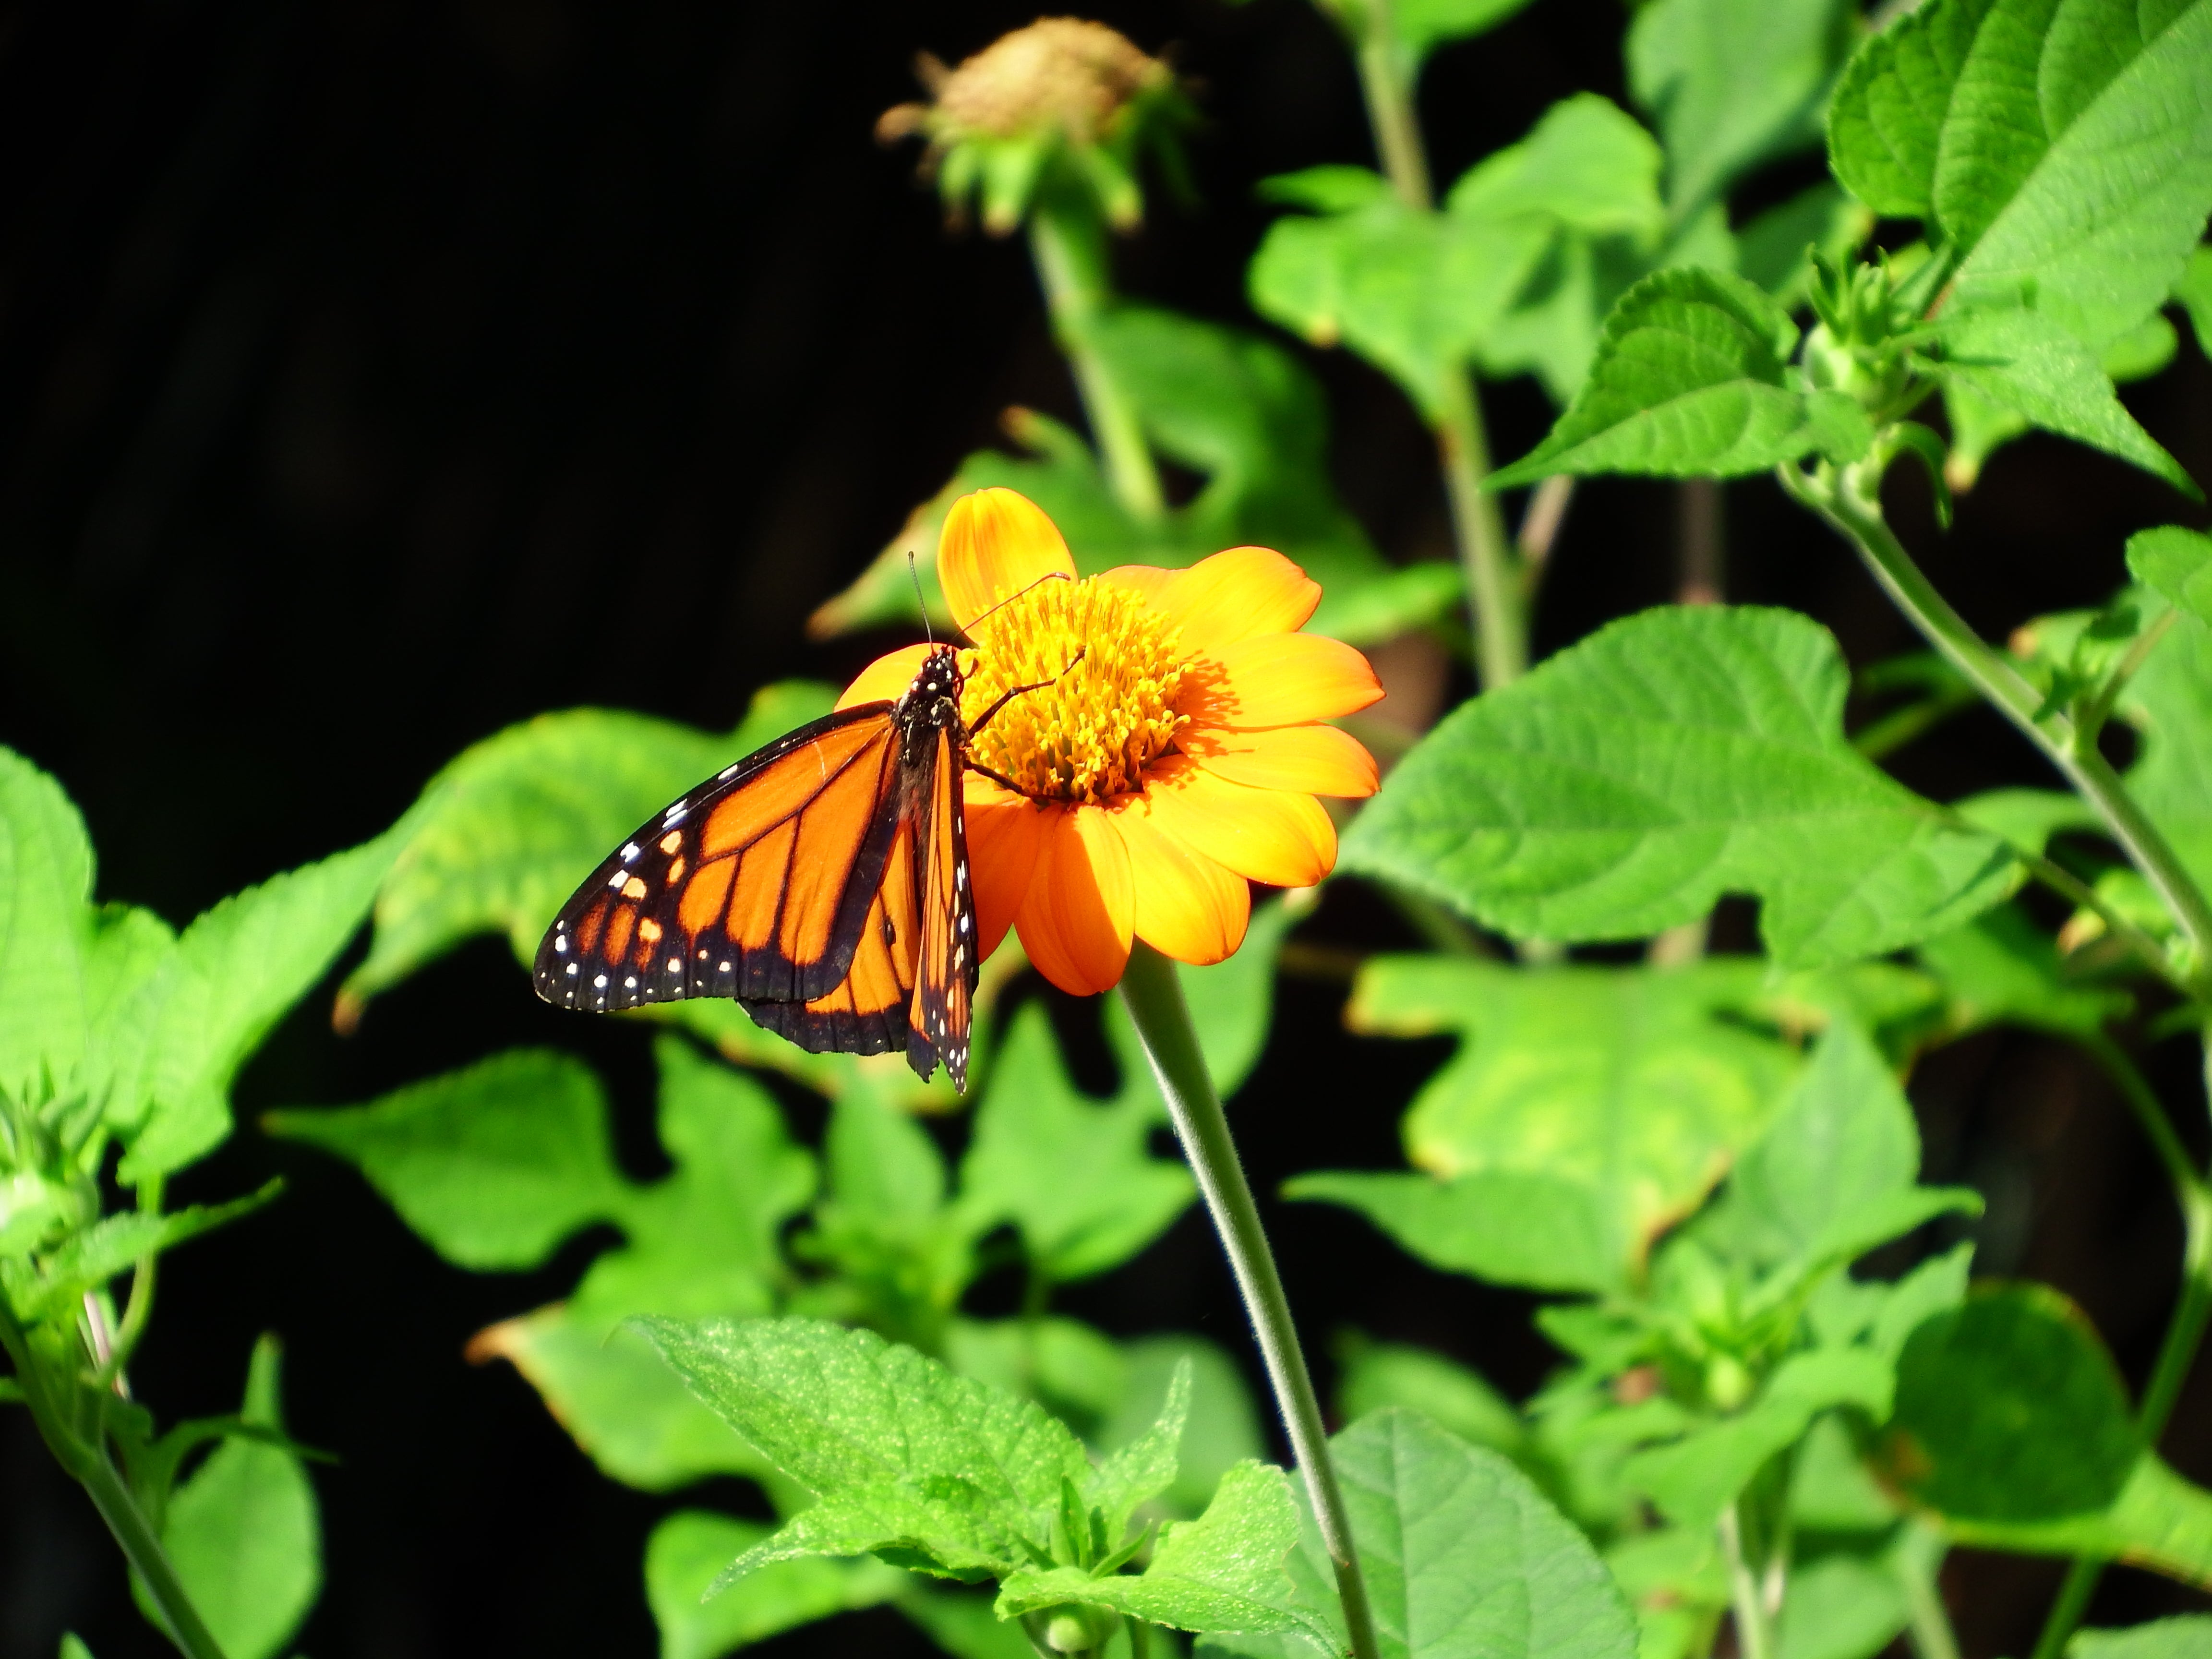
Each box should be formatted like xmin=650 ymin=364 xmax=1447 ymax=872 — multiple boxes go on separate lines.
xmin=0 ymin=1300 xmax=228 ymax=1659
xmin=1718 ymin=1501 xmax=1775 ymax=1659
xmin=1028 ymin=201 xmax=1165 ymax=523
xmin=1342 ymin=1 xmax=1524 ymax=688
xmin=1780 ymin=460 xmax=2212 ymax=985
xmin=1894 ymin=1522 xmax=1961 ymax=1659
xmin=1118 ymin=943 xmax=1381 ymax=1659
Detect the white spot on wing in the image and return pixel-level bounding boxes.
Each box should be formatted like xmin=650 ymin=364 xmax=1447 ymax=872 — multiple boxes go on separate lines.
xmin=594 ymin=974 xmax=608 ymax=988
xmin=621 ymin=842 xmax=640 ymax=863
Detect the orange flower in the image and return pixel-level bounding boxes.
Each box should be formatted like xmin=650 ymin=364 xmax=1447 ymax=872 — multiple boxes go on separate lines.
xmin=838 ymin=488 xmax=1382 ymax=995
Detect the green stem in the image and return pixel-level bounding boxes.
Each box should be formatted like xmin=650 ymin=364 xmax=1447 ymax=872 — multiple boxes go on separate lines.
xmin=1717 ymin=1501 xmax=1775 ymax=1659
xmin=81 ymin=1448 xmax=232 ymax=1659
xmin=2031 ymin=1047 xmax=2212 ymax=1659
xmin=0 ymin=1300 xmax=227 ymax=1659
xmin=2013 ymin=847 xmax=2200 ymax=1008
xmin=1028 ymin=204 xmax=1164 ymax=522
xmin=1894 ymin=1522 xmax=1961 ymax=1659
xmin=1342 ymin=0 xmax=1523 ymax=687
xmin=1118 ymin=944 xmax=1381 ymax=1659
xmin=1784 ymin=461 xmax=2212 ymax=984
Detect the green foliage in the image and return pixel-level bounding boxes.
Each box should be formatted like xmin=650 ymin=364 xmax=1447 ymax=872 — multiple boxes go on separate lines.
xmin=1828 ymin=0 xmax=2212 ymax=354
xmin=144 ymin=1336 xmax=322 ymax=1659
xmin=1627 ymin=0 xmax=1856 ymax=220
xmin=2130 ymin=526 xmax=2212 ymax=631
xmin=646 ymin=1511 xmax=907 ymax=1659
xmin=1334 ymin=1337 xmax=1525 ymax=1458
xmin=811 ymin=317 xmax=1433 ymax=649
xmin=2118 ymin=604 xmax=2212 ymax=897
xmin=1296 ymin=957 xmax=1799 ymax=1287
xmin=2075 ymin=1619 xmax=2212 ymax=1659
xmin=1252 ymin=96 xmax=1669 ymax=415
xmin=1341 ymin=605 xmax=2018 ymax=963
xmin=1487 ymin=269 xmax=1862 ymax=486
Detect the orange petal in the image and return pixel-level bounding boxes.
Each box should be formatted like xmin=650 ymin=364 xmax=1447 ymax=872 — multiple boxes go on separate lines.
xmin=1188 ymin=633 xmax=1383 ymax=729
xmin=1108 ymin=794 xmax=1251 ymax=966
xmin=1156 ymin=547 xmax=1321 ymax=655
xmin=836 ymin=643 xmax=933 ymax=711
xmin=963 ymin=781 xmax=1045 ymax=962
xmin=939 ymin=488 xmax=1077 ymax=635
xmin=1142 ymin=755 xmax=1337 ymax=888
xmin=1179 ymin=723 xmax=1379 ymax=797
xmin=1014 ymin=803 xmax=1132 ymax=995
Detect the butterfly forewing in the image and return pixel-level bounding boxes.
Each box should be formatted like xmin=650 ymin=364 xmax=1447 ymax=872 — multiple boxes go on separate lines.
xmin=533 ymin=705 xmax=903 ymax=1012
xmin=533 ymin=642 xmax=983 ymax=1092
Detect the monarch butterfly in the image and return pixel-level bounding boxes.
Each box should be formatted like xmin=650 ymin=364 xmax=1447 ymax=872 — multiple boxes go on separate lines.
xmin=533 ymin=640 xmax=1049 ymax=1092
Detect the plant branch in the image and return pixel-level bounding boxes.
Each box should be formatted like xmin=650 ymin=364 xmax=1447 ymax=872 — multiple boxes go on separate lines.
xmin=1717 ymin=1501 xmax=1775 ymax=1659
xmin=1118 ymin=944 xmax=1381 ymax=1659
xmin=1783 ymin=459 xmax=2212 ymax=984
xmin=1517 ymin=474 xmax=1575 ymax=592
xmin=1028 ymin=202 xmax=1164 ymax=523
xmin=2031 ymin=1044 xmax=2212 ymax=1659
xmin=2013 ymin=847 xmax=2201 ymax=1007
xmin=80 ymin=1446 xmax=232 ymax=1659
xmin=1894 ymin=1522 xmax=1961 ymax=1659
xmin=1342 ymin=1 xmax=1524 ymax=686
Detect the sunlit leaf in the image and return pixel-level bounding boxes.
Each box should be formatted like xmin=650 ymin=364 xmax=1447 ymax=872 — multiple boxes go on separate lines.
xmin=1341 ymin=605 xmax=2020 ymax=964
xmin=2130 ymin=525 xmax=2212 ymax=630
xmin=1334 ymin=1337 xmax=1524 ymax=1458
xmin=2073 ymin=1618 xmax=2212 ymax=1659
xmin=646 ymin=1510 xmax=906 ymax=1659
xmin=1099 ymin=1335 xmax=1267 ymax=1519
xmin=0 ymin=747 xmax=94 ymax=1110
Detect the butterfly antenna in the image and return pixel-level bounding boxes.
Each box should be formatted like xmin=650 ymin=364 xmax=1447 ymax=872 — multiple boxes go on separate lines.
xmin=909 ymin=552 xmax=934 ymax=646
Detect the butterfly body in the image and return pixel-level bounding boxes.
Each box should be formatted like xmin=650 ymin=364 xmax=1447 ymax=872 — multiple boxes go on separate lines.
xmin=534 ymin=643 xmax=980 ymax=1090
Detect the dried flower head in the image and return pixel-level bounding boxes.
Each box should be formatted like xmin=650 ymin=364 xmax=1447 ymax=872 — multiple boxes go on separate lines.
xmin=879 ymin=18 xmax=1191 ymax=234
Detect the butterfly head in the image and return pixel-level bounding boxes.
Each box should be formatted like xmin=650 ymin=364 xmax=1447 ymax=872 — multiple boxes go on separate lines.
xmin=902 ymin=643 xmax=966 ymax=724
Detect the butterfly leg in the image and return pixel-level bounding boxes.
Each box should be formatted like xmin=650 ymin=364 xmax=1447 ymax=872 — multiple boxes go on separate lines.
xmin=968 ymin=647 xmax=1088 ymax=736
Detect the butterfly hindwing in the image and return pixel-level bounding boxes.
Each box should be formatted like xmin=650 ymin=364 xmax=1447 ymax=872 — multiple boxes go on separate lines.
xmin=910 ymin=722 xmax=976 ymax=1088
xmin=533 ymin=704 xmax=904 ymax=1012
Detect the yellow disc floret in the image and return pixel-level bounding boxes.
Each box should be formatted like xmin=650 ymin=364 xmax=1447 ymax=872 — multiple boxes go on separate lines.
xmin=963 ymin=576 xmax=1189 ymax=804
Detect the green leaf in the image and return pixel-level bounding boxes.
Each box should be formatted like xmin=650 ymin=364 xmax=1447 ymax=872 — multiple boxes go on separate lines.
xmin=896 ymin=1586 xmax=1040 ymax=1659
xmin=13 ymin=1185 xmax=277 ymax=1323
xmin=1729 ymin=1022 xmax=1937 ymax=1267
xmin=266 ymin=1049 xmax=627 ymax=1271
xmin=2179 ymin=245 xmax=2212 ymax=357
xmin=1487 ymin=269 xmax=1821 ymax=486
xmin=1624 ymin=1349 xmax=1894 ymax=1525
xmin=344 ymin=684 xmax=832 ymax=1003
xmin=647 ymin=1510 xmax=906 ymax=1659
xmin=958 ymin=1005 xmax=1193 ymax=1285
xmin=1335 ymin=956 xmax=1798 ymax=1273
xmin=1250 ymin=199 xmax=1553 ymax=417
xmin=469 ymin=1305 xmax=772 ymax=1491
xmin=1736 ymin=183 xmax=1875 ymax=307
xmin=1886 ymin=1284 xmax=2138 ymax=1523
xmin=1774 ymin=1552 xmax=1910 ymax=1659
xmin=1935 ymin=304 xmax=2197 ymax=493
xmin=1447 ymin=96 xmax=1665 ymax=242
xmin=2121 ymin=606 xmax=2212 ymax=895
xmin=0 ymin=747 xmax=94 ymax=1110
xmin=1942 ymin=1452 xmax=2212 ymax=1585
xmin=154 ymin=1335 xmax=320 ymax=1659
xmin=1829 ymin=0 xmax=2212 ymax=351
xmin=1086 ymin=1358 xmax=1192 ymax=1543
xmin=635 ymin=1316 xmax=1091 ymax=1584
xmin=945 ymin=1317 xmax=1129 ymax=1441
xmin=802 ymin=1088 xmax=969 ymax=1340
xmin=1288 ymin=1168 xmax=1620 ymax=1295
xmin=996 ymin=1461 xmax=1323 ymax=1643
xmin=108 ymin=828 xmax=405 ymax=1179
xmin=59 ymin=1637 xmax=93 ymax=1659
xmin=1334 ymin=1337 xmax=1524 ymax=1457
xmin=2073 ymin=1618 xmax=2212 ymax=1659
xmin=1386 ymin=0 xmax=1539 ymax=70
xmin=1340 ymin=605 xmax=2020 ymax=964
xmin=1627 ymin=0 xmax=1856 ymax=217
xmin=1098 ymin=1336 xmax=1267 ymax=1519
xmin=2130 ymin=525 xmax=2212 ymax=629
xmin=569 ymin=1039 xmax=815 ymax=1326
xmin=1915 ymin=904 xmax=2131 ymax=1038
xmin=1331 ymin=1409 xmax=1638 ymax=1659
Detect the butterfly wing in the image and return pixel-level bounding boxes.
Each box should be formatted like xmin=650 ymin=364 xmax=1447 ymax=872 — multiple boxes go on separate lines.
xmin=533 ymin=704 xmax=906 ymax=1012
xmin=909 ymin=721 xmax=977 ymax=1090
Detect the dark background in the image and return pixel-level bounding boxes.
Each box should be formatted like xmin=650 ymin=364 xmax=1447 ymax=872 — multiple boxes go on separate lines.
xmin=2 ymin=1 xmax=2210 ymax=1654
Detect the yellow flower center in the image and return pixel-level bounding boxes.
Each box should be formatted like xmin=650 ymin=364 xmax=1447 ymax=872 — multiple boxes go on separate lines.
xmin=962 ymin=576 xmax=1189 ymax=804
